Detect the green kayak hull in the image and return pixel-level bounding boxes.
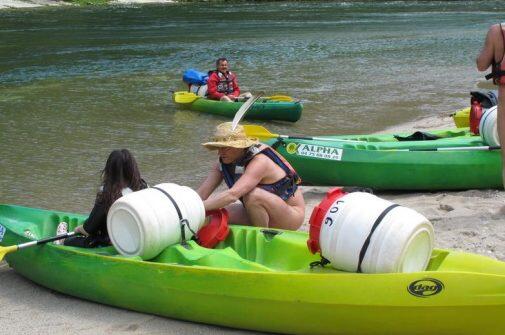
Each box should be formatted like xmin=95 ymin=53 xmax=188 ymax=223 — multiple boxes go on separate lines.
xmin=1 ymin=204 xmax=505 ymax=335
xmin=264 ymin=128 xmax=502 ymax=190
xmin=175 ymin=97 xmax=302 ymax=122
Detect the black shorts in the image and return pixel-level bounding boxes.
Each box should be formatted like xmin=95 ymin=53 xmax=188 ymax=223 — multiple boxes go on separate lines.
xmin=63 ymin=235 xmax=111 ymax=248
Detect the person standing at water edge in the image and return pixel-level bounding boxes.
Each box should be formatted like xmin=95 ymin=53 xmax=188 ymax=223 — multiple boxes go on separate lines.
xmin=56 ymin=149 xmax=148 ymax=247
xmin=207 ymin=58 xmax=252 ymax=102
xmin=477 ymin=23 xmax=505 ymax=187
xmin=197 ymin=122 xmax=305 ymax=230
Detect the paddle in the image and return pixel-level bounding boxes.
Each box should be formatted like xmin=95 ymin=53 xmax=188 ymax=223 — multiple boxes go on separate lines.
xmin=264 ymin=95 xmax=294 ymax=102
xmin=243 ymin=125 xmax=365 ymax=143
xmin=231 ymin=94 xmax=262 ymax=130
xmin=394 ymin=145 xmax=501 ymax=152
xmin=173 ymin=91 xmax=295 ymax=104
xmin=173 ymin=91 xmax=200 ymax=104
xmin=0 ymin=231 xmax=76 ymax=262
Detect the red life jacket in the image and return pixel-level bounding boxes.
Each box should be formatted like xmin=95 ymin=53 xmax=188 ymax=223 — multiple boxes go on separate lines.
xmin=209 ymin=70 xmax=236 ymax=95
xmin=485 ymin=23 xmax=505 ymax=85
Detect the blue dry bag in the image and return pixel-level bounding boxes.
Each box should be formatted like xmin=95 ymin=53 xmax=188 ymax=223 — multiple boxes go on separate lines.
xmin=183 ymin=69 xmax=209 ymax=85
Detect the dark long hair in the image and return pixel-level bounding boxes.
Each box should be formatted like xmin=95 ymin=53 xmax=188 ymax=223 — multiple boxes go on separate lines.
xmin=97 ymin=149 xmax=143 ymax=210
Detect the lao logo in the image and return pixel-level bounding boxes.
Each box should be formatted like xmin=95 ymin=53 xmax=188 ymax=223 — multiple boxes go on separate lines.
xmin=408 ymin=278 xmax=444 ymax=297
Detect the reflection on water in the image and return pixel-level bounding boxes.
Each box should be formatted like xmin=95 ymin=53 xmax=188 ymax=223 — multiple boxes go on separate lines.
xmin=0 ymin=1 xmax=502 ymax=211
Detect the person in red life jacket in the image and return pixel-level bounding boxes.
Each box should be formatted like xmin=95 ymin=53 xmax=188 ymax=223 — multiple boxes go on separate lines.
xmin=197 ymin=122 xmax=305 ymax=230
xmin=477 ymin=23 xmax=505 ymax=187
xmin=207 ymin=58 xmax=252 ymax=102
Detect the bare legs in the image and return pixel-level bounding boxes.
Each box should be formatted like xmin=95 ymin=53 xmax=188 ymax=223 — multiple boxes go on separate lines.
xmin=219 ymin=92 xmax=253 ymax=103
xmin=225 ymin=187 xmax=305 ymax=231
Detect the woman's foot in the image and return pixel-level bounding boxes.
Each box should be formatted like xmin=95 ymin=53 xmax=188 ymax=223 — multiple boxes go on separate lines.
xmin=54 ymin=222 xmax=68 ymax=245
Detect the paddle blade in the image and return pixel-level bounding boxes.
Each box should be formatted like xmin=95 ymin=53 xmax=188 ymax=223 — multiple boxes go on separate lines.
xmin=265 ymin=95 xmax=294 ymax=102
xmin=0 ymin=245 xmax=18 ymax=262
xmin=173 ymin=91 xmax=199 ymax=104
xmin=243 ymin=125 xmax=278 ymax=141
xmin=231 ymin=95 xmax=261 ymax=130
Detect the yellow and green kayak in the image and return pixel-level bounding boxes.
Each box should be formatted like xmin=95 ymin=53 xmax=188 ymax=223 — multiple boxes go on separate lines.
xmin=172 ymin=91 xmax=303 ymax=122
xmin=253 ymin=127 xmax=501 ymax=190
xmin=1 ymin=204 xmax=504 ymax=335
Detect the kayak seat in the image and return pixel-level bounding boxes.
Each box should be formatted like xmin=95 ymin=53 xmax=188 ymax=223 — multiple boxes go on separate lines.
xmin=150 ymin=226 xmax=321 ymax=272
xmin=216 ymin=226 xmax=320 ymax=271
xmin=152 ymin=240 xmax=274 ymax=272
xmin=0 ymin=210 xmax=86 ymax=242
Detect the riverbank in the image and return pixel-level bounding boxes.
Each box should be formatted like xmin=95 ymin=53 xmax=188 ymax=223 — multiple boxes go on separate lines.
xmin=0 ymin=0 xmax=66 ymax=9
xmin=0 ymin=0 xmax=176 ymax=8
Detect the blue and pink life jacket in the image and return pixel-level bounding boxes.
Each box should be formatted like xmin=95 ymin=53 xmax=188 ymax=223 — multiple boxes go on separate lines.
xmin=220 ymin=145 xmax=301 ymax=201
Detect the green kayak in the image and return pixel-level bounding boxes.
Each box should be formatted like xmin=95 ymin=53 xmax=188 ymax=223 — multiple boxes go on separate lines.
xmin=1 ymin=204 xmax=505 ymax=335
xmin=173 ymin=91 xmax=303 ymax=122
xmin=261 ymin=128 xmax=502 ymax=190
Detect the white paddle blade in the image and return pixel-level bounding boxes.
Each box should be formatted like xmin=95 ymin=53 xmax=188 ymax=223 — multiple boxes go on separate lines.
xmin=231 ymin=95 xmax=261 ymax=130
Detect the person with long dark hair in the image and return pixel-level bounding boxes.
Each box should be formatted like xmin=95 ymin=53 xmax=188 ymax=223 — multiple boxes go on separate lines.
xmin=57 ymin=149 xmax=148 ymax=248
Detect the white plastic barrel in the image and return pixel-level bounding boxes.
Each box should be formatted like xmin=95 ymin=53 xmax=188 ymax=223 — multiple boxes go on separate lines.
xmin=479 ymin=106 xmax=500 ymax=146
xmin=318 ymin=192 xmax=434 ymax=273
xmin=107 ymin=183 xmax=205 ymax=260
xmin=189 ymin=84 xmax=208 ymax=97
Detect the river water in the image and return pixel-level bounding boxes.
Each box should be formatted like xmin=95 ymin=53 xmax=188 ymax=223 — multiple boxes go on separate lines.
xmin=0 ymin=1 xmax=503 ymax=212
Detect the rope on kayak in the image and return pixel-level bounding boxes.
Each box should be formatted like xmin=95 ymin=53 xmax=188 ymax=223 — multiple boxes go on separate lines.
xmin=310 ymin=256 xmax=330 ymax=269
xmin=357 ymin=204 xmax=400 ymax=273
xmin=152 ymin=187 xmax=195 ymax=249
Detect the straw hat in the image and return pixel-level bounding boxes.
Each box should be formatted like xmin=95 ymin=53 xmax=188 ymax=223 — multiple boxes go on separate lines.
xmin=202 ymin=122 xmax=259 ymax=150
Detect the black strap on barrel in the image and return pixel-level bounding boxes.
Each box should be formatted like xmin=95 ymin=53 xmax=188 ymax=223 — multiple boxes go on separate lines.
xmin=356 ymin=204 xmax=400 ymax=273
xmin=152 ymin=187 xmax=196 ymax=248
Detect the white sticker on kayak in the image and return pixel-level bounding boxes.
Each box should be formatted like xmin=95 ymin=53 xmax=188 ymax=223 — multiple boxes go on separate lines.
xmin=0 ymin=224 xmax=5 ymax=242
xmin=286 ymin=143 xmax=343 ymax=161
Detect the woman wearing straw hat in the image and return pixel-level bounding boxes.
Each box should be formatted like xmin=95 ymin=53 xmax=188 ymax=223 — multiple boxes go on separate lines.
xmin=197 ymin=122 xmax=305 ymax=230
